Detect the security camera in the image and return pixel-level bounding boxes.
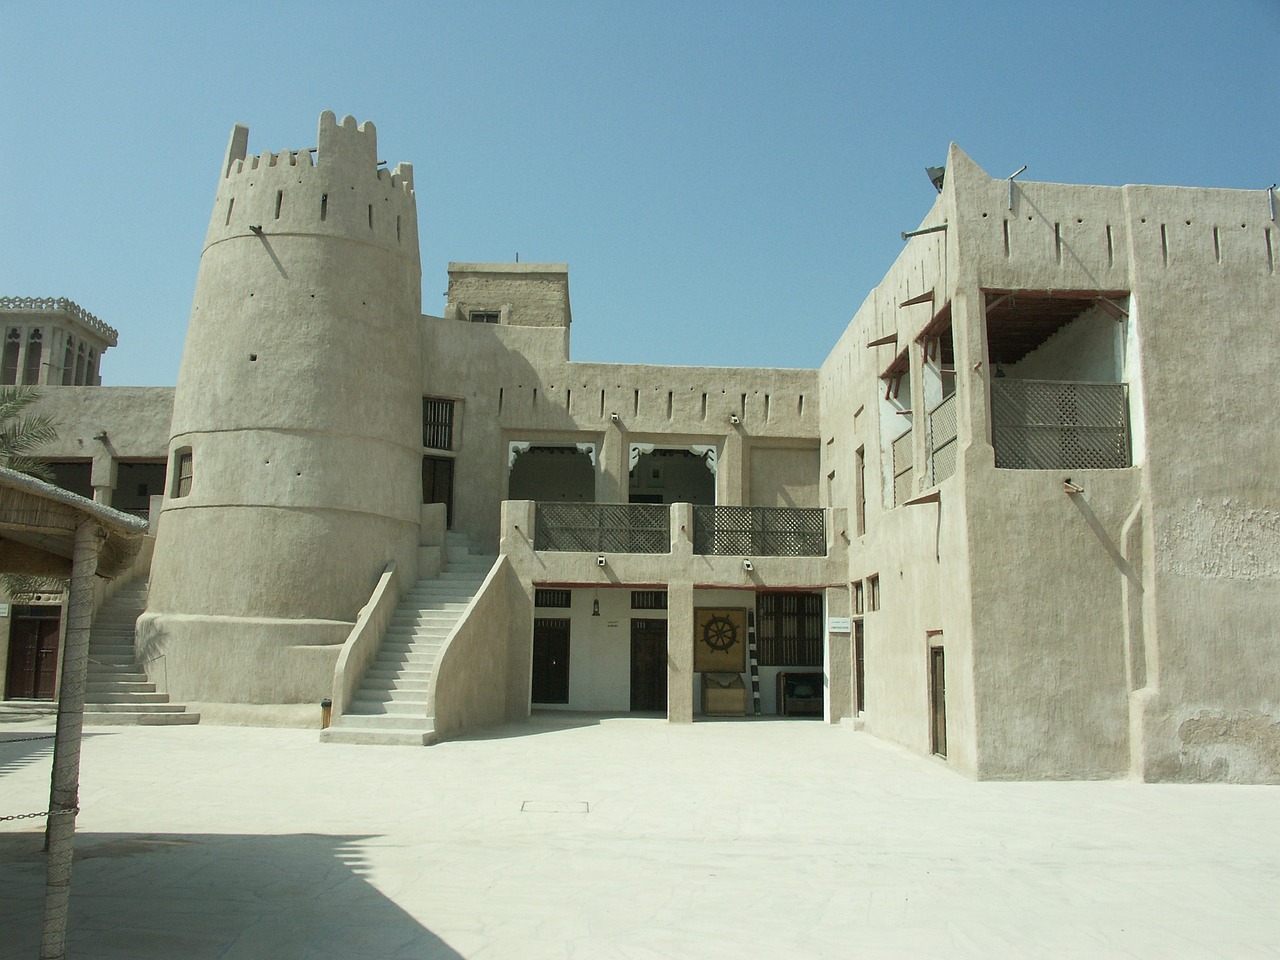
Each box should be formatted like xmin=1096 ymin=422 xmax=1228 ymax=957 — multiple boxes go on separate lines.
xmin=729 ymin=414 xmax=741 ymax=425
xmin=597 ymin=555 xmax=607 ymax=567
xmin=742 ymin=558 xmax=753 ymax=571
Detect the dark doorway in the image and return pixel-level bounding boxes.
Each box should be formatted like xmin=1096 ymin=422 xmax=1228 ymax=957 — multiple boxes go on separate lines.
xmin=531 ymin=618 xmax=570 ymax=704
xmin=929 ymin=645 xmax=947 ymax=757
xmin=854 ymin=619 xmax=865 ymax=714
xmin=422 ymin=455 xmax=455 ymax=527
xmin=630 ymin=618 xmax=668 ymax=713
xmin=4 ymin=605 xmax=62 ymax=700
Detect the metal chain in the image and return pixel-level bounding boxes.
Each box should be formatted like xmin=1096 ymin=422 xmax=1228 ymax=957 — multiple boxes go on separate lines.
xmin=0 ymin=807 xmax=78 ymax=823
xmin=0 ymin=734 xmax=58 ymax=743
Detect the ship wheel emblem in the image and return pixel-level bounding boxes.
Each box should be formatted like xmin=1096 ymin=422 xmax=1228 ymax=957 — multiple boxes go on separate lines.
xmin=702 ymin=615 xmax=739 ymax=652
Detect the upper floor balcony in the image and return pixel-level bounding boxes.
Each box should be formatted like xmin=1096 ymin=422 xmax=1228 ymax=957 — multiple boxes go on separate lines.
xmin=991 ymin=378 xmax=1130 ymax=470
xmin=532 ymin=502 xmax=828 ymax=557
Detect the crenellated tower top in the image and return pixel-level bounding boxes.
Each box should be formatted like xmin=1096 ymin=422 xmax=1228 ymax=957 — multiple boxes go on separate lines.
xmin=205 ymin=110 xmax=419 ymax=261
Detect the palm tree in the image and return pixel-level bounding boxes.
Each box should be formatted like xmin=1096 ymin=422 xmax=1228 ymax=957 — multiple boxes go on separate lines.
xmin=0 ymin=386 xmax=62 ymax=599
xmin=0 ymin=385 xmax=58 ymax=480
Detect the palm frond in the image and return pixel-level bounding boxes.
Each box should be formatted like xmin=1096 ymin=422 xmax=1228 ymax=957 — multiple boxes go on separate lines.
xmin=0 ymin=387 xmax=58 ymax=480
xmin=0 ymin=573 xmax=67 ymax=602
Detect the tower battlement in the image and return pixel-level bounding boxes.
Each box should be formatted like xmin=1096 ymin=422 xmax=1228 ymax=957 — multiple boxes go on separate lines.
xmin=206 ymin=111 xmax=418 ymax=257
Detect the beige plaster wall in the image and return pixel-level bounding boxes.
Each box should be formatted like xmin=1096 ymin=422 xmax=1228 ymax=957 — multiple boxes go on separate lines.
xmin=1121 ymin=184 xmax=1280 ymax=782
xmin=444 ymin=263 xmax=571 ymax=329
xmin=748 ymin=445 xmax=821 ymax=507
xmin=423 ymin=317 xmax=822 ymax=552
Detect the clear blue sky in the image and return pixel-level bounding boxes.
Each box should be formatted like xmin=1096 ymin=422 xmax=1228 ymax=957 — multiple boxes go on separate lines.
xmin=3 ymin=1 xmax=1277 ymax=386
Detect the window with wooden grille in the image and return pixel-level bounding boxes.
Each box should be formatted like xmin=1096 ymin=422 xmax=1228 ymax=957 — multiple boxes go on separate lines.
xmin=535 ymin=589 xmax=571 ymax=608
xmin=867 ymin=575 xmax=880 ymax=611
xmin=756 ymin=592 xmax=823 ymax=666
xmin=423 ymin=397 xmax=455 ymax=450
xmin=171 ymin=449 xmax=193 ymax=498
xmin=469 ymin=310 xmax=500 ymax=324
xmin=631 ymin=590 xmax=668 ymax=610
xmin=853 ymin=580 xmax=865 ymax=615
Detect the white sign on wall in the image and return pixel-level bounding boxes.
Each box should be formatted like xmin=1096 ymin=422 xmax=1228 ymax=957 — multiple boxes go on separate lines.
xmin=827 ymin=617 xmax=852 ymax=634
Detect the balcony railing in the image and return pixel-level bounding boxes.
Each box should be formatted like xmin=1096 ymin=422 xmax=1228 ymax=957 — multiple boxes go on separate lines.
xmin=535 ymin=502 xmax=670 ymax=553
xmin=928 ymin=393 xmax=959 ymax=485
xmin=991 ymin=379 xmax=1130 ymax=470
xmin=891 ymin=429 xmax=914 ymax=506
xmin=692 ymin=506 xmax=826 ymax=557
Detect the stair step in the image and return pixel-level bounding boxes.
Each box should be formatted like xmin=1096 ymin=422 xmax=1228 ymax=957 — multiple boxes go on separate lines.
xmin=83 ymin=712 xmax=200 ymax=726
xmin=333 ymin=712 xmax=434 ymax=730
xmin=350 ymin=698 xmax=429 ymax=715
xmin=85 ymin=681 xmax=156 ymax=693
xmin=84 ymin=692 xmax=171 ymax=704
xmin=353 ymin=687 xmax=432 ymax=703
xmin=86 ymin=671 xmax=148 ymax=684
xmin=321 ymin=726 xmax=437 ymax=746
xmin=83 ymin=702 xmax=188 ymax=714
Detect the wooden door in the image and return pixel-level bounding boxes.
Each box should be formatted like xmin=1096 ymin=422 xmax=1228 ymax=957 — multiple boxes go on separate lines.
xmin=531 ymin=618 xmax=570 ymax=704
xmin=929 ymin=645 xmax=947 ymax=757
xmin=630 ymin=619 xmax=668 ymax=713
xmin=5 ymin=609 xmax=61 ymax=700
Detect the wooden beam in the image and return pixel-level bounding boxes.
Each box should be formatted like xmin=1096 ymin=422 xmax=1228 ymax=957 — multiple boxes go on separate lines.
xmin=899 ymin=290 xmax=934 ymax=308
xmin=866 ymin=333 xmax=897 ymax=348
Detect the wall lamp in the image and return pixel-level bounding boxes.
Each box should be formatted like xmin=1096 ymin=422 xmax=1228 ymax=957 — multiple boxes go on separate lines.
xmin=742 ymin=558 xmax=753 ymax=572
xmin=596 ymin=555 xmax=607 ymax=567
xmin=729 ymin=414 xmax=741 ymax=425
xmin=1063 ymin=478 xmax=1084 ymax=495
xmin=610 ymin=412 xmax=620 ymax=423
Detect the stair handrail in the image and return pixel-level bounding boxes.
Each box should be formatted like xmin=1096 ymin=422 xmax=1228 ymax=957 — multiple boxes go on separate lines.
xmin=426 ymin=555 xmax=519 ymax=739
xmin=329 ymin=562 xmax=400 ymax=719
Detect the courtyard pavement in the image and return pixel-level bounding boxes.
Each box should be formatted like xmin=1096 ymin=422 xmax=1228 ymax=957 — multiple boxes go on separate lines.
xmin=1 ymin=711 xmax=1278 ymax=959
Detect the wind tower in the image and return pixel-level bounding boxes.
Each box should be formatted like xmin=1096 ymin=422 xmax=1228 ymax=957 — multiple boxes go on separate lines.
xmin=139 ymin=112 xmax=423 ymax=709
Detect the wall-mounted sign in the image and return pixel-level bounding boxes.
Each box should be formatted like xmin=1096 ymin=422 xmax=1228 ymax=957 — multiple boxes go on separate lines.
xmin=827 ymin=617 xmax=852 ymax=634
xmin=694 ymin=607 xmax=747 ymax=672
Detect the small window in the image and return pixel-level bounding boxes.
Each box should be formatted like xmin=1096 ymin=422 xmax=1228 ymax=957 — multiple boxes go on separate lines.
xmin=469 ymin=310 xmax=500 ymax=324
xmin=535 ymin=588 xmax=571 ymax=608
xmin=631 ymin=590 xmax=668 ymax=610
xmin=866 ymin=575 xmax=880 ymax=612
xmin=172 ymin=449 xmax=193 ymax=498
xmin=423 ymin=397 xmax=456 ymax=450
xmin=852 ymin=580 xmax=865 ymax=615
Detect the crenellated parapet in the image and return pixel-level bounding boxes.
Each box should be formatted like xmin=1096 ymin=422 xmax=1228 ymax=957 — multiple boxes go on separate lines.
xmin=205 ymin=110 xmax=419 ymax=260
xmin=0 ymin=296 xmax=119 ymax=345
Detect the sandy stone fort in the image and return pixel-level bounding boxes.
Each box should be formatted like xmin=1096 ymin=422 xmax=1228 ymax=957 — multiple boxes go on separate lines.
xmin=3 ymin=111 xmax=1277 ymax=782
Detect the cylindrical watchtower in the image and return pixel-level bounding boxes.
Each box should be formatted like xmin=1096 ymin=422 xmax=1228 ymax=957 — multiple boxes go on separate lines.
xmin=139 ymin=112 xmax=423 ymax=707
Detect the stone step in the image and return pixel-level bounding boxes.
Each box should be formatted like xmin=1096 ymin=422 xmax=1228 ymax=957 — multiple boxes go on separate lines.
xmin=349 ymin=697 xmax=429 ymax=716
xmin=375 ymin=653 xmax=442 ymax=668
xmin=86 ymin=670 xmax=148 ymax=684
xmin=330 ymin=712 xmax=433 ymax=731
xmin=84 ymin=680 xmax=156 ymax=693
xmin=86 ymin=647 xmax=135 ymax=660
xmin=89 ymin=653 xmax=141 ymax=666
xmin=83 ymin=702 xmax=188 ymax=714
xmin=359 ymin=678 xmax=430 ymax=694
xmin=84 ymin=692 xmax=171 ymax=704
xmin=364 ymin=666 xmax=431 ymax=680
xmin=320 ymin=726 xmax=437 ymax=746
xmin=354 ymin=687 xmax=433 ymax=703
xmin=83 ymin=712 xmax=201 ymax=726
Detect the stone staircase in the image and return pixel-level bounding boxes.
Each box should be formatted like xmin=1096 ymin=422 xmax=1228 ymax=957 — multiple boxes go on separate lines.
xmin=323 ymin=534 xmax=496 ymax=746
xmin=84 ymin=576 xmax=200 ymax=726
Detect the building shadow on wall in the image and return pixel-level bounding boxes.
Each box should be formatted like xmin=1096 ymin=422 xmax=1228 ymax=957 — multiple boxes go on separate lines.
xmin=0 ymin=831 xmax=463 ymax=960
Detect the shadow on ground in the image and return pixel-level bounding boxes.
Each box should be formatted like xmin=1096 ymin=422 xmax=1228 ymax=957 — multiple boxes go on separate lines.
xmin=0 ymin=831 xmax=463 ymax=960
